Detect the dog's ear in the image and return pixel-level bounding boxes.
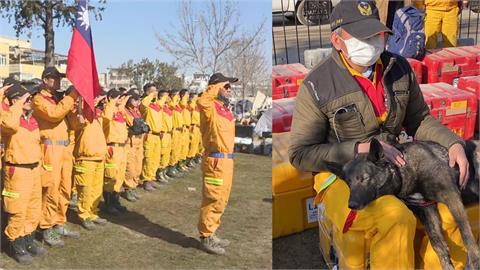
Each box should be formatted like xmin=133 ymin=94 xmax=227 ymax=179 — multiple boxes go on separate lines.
xmin=367 ymin=138 xmax=384 ymax=163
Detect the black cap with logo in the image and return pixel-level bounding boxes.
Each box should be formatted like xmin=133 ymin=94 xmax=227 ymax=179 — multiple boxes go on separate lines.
xmin=208 ymin=73 xmax=238 ymax=85
xmin=107 ymin=88 xmax=122 ymax=99
xmin=330 ymin=0 xmax=392 ymax=39
xmin=5 ymin=83 xmax=29 ymax=102
xmin=41 ymin=66 xmax=66 ymax=79
xmin=127 ymin=88 xmax=141 ymax=100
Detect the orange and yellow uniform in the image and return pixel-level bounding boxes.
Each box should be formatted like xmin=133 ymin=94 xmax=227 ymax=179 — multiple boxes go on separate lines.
xmin=197 ymin=83 xmax=235 ymax=237
xmin=124 ymin=106 xmax=144 ymax=189
xmin=1 ymin=102 xmax=42 ymax=241
xmin=140 ymin=92 xmax=163 ymax=181
xmin=180 ymin=95 xmax=192 ymax=161
xmin=69 ymin=109 xmax=107 ymax=222
xmin=170 ymin=96 xmax=184 ymax=166
xmin=188 ymin=98 xmax=201 ymax=158
xmin=158 ymin=95 xmax=173 ymax=170
xmin=32 ymin=89 xmax=77 ymax=230
xmin=102 ymin=100 xmax=129 ymax=193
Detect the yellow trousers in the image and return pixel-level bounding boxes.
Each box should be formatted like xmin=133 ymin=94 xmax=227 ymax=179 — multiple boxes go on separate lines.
xmin=141 ymin=133 xmax=161 ymax=181
xmin=40 ymin=144 xmax=72 ymax=229
xmin=198 ymin=156 xmax=234 ymax=237
xmin=125 ymin=135 xmax=143 ymax=188
xmin=73 ymin=160 xmax=104 ymax=222
xmin=3 ymin=165 xmax=42 ymax=241
xmin=104 ymin=145 xmax=127 ymax=192
xmin=425 ymin=7 xmax=459 ymax=49
xmin=169 ymin=129 xmax=182 ymax=166
xmin=188 ymin=126 xmax=201 ymax=158
xmin=160 ymin=132 xmax=172 ymax=169
xmin=180 ymin=127 xmax=190 ymax=161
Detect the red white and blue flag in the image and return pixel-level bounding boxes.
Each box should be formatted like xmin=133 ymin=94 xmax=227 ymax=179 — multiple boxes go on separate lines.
xmin=67 ymin=0 xmax=101 ymax=121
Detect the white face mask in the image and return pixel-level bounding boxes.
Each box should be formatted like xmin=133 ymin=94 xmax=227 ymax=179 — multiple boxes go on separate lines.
xmin=342 ymin=35 xmax=385 ymax=67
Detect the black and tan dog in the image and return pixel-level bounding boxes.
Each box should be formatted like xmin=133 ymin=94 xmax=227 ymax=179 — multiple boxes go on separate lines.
xmin=339 ymin=138 xmax=479 ymax=270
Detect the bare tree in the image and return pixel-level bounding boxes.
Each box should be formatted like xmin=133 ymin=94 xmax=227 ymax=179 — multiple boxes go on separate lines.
xmin=156 ymin=0 xmax=266 ymax=75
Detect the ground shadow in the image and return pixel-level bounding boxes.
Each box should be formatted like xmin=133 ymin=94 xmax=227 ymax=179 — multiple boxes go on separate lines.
xmin=105 ymin=209 xmax=202 ymax=251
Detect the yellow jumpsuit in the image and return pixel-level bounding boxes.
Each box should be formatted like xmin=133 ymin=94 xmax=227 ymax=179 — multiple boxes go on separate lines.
xmin=140 ymin=92 xmax=163 ymax=181
xmin=170 ymin=96 xmax=183 ymax=167
xmin=424 ymin=0 xmax=459 ymax=49
xmin=188 ymin=99 xmax=201 ymax=158
xmin=32 ymin=89 xmax=77 ymax=230
xmin=197 ymin=83 xmax=235 ymax=237
xmin=102 ymin=100 xmax=129 ymax=193
xmin=180 ymin=96 xmax=192 ymax=162
xmin=124 ymin=106 xmax=144 ymax=189
xmin=1 ymin=102 xmax=42 ymax=241
xmin=69 ymin=109 xmax=107 ymax=222
xmin=158 ymin=96 xmax=173 ymax=170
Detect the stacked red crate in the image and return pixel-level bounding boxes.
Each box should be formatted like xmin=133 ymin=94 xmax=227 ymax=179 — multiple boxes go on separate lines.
xmin=423 ymin=46 xmax=480 ymax=86
xmin=457 ymin=75 xmax=480 ymax=133
xmin=407 ymin=58 xmax=424 ymax=84
xmin=272 ymin=64 xmax=309 ymax=100
xmin=272 ymin=97 xmax=296 ymax=133
xmin=420 ymin=83 xmax=477 ymax=140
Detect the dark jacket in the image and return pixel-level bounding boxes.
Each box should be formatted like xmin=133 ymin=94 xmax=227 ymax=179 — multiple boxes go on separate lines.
xmin=288 ymin=49 xmax=463 ymax=173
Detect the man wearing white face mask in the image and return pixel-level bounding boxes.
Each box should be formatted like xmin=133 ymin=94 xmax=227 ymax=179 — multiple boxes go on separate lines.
xmin=289 ymin=0 xmax=470 ymax=269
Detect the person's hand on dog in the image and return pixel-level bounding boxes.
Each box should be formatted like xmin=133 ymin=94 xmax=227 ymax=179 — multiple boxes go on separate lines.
xmin=448 ymin=143 xmax=469 ymax=190
xmin=357 ymin=141 xmax=406 ymax=167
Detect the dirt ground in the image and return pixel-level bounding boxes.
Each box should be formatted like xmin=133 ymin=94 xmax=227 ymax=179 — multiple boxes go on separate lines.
xmin=273 ymin=228 xmax=328 ymax=269
xmin=0 ymin=153 xmax=271 ymax=269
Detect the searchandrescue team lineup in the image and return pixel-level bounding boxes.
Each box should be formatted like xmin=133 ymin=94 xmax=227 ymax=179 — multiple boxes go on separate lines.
xmin=0 ymin=68 xmax=239 ymax=264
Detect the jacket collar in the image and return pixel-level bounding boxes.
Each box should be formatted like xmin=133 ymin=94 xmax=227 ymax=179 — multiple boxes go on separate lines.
xmin=331 ymin=48 xmax=397 ymax=77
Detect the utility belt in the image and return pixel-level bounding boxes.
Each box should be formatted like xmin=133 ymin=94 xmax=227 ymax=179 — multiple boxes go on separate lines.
xmin=42 ymin=139 xmax=70 ymax=146
xmin=5 ymin=162 xmax=39 ymax=169
xmin=150 ymin=131 xmax=162 ymax=136
xmin=175 ymin=128 xmax=183 ymax=132
xmin=207 ymin=152 xmax=234 ymax=159
xmin=107 ymin=143 xmax=126 ymax=147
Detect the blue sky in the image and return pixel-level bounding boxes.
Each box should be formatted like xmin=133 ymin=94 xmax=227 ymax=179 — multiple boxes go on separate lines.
xmin=0 ymin=0 xmax=272 ymax=75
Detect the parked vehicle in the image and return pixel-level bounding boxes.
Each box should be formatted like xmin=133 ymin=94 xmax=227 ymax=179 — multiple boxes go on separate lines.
xmin=272 ymin=0 xmax=339 ymax=25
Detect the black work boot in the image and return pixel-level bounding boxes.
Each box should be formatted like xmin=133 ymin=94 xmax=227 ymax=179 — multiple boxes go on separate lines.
xmin=162 ymin=170 xmax=172 ymax=181
xmin=132 ymin=188 xmax=142 ymax=199
xmin=166 ymin=166 xmax=178 ymax=178
xmin=174 ymin=165 xmax=186 ymax=177
xmin=186 ymin=158 xmax=195 ymax=168
xmin=25 ymin=233 xmax=47 ymax=257
xmin=122 ymin=189 xmax=137 ymax=202
xmin=194 ymin=155 xmax=202 ymax=164
xmin=103 ymin=192 xmax=120 ymax=215
xmin=112 ymin=192 xmax=127 ymax=213
xmin=200 ymin=236 xmax=226 ymax=255
xmin=177 ymin=162 xmax=188 ymax=172
xmin=10 ymin=237 xmax=33 ymax=264
xmin=156 ymin=169 xmax=169 ymax=184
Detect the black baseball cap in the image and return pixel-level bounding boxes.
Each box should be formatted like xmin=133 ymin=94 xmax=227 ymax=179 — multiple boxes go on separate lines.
xmin=330 ymin=0 xmax=392 ymax=39
xmin=3 ymin=76 xmax=19 ymax=86
xmin=41 ymin=66 xmax=66 ymax=79
xmin=5 ymin=83 xmax=29 ymax=102
xmin=107 ymin=88 xmax=122 ymax=99
xmin=208 ymin=73 xmax=238 ymax=85
xmin=127 ymin=88 xmax=141 ymax=100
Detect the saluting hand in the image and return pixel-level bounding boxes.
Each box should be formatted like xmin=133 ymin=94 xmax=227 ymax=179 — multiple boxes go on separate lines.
xmin=0 ymin=84 xmax=13 ymax=95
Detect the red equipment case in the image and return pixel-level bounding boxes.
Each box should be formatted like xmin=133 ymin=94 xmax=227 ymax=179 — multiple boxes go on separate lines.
xmin=407 ymin=58 xmax=424 ymax=84
xmin=420 ymin=83 xmax=477 ymax=140
xmin=272 ymin=64 xmax=309 ymax=100
xmin=423 ymin=46 xmax=480 ymax=86
xmin=457 ymin=75 xmax=480 ymax=133
xmin=272 ymin=98 xmax=296 ymax=133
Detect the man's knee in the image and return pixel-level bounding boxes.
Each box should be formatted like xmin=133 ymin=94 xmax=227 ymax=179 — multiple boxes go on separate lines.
xmin=371 ymin=195 xmax=416 ymax=227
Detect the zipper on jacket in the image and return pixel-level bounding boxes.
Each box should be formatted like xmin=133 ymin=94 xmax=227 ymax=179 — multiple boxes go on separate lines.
xmin=380 ymin=57 xmax=397 ymax=130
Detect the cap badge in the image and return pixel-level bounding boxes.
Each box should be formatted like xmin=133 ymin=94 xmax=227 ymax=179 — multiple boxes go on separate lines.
xmin=357 ymin=1 xmax=372 ymax=16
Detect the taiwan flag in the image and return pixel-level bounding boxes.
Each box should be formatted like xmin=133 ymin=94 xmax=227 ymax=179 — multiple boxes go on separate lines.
xmin=66 ymin=0 xmax=101 ymax=122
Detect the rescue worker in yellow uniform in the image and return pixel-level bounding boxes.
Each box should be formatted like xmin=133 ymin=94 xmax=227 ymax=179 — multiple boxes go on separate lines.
xmin=157 ymin=89 xmax=174 ymax=181
xmin=423 ymin=0 xmax=461 ymax=49
xmin=140 ymin=83 xmax=163 ymax=191
xmin=169 ymin=89 xmax=187 ymax=176
xmin=179 ymin=89 xmax=192 ymax=170
xmin=67 ymin=89 xmax=108 ymax=230
xmin=2 ymin=84 xmax=48 ymax=264
xmin=187 ymin=92 xmax=202 ymax=166
xmin=123 ymin=88 xmax=146 ymax=202
xmin=33 ymin=67 xmax=80 ymax=246
xmin=197 ymin=73 xmax=238 ymax=255
xmin=102 ymin=89 xmax=130 ymax=215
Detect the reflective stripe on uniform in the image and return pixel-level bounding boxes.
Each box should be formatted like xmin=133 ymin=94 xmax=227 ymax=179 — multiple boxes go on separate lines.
xmin=2 ymin=189 xmax=19 ymax=199
xmin=319 ymin=174 xmax=337 ymax=192
xmin=204 ymin=177 xmax=223 ymax=186
xmin=105 ymin=163 xmax=117 ymax=169
xmin=42 ymin=164 xmax=53 ymax=172
xmin=74 ymin=165 xmax=87 ymax=173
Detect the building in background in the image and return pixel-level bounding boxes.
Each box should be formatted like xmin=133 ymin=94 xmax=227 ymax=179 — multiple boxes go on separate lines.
xmin=0 ymin=36 xmax=68 ymax=88
xmin=185 ymin=73 xmax=209 ymax=93
xmin=105 ymin=67 xmax=132 ymax=89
